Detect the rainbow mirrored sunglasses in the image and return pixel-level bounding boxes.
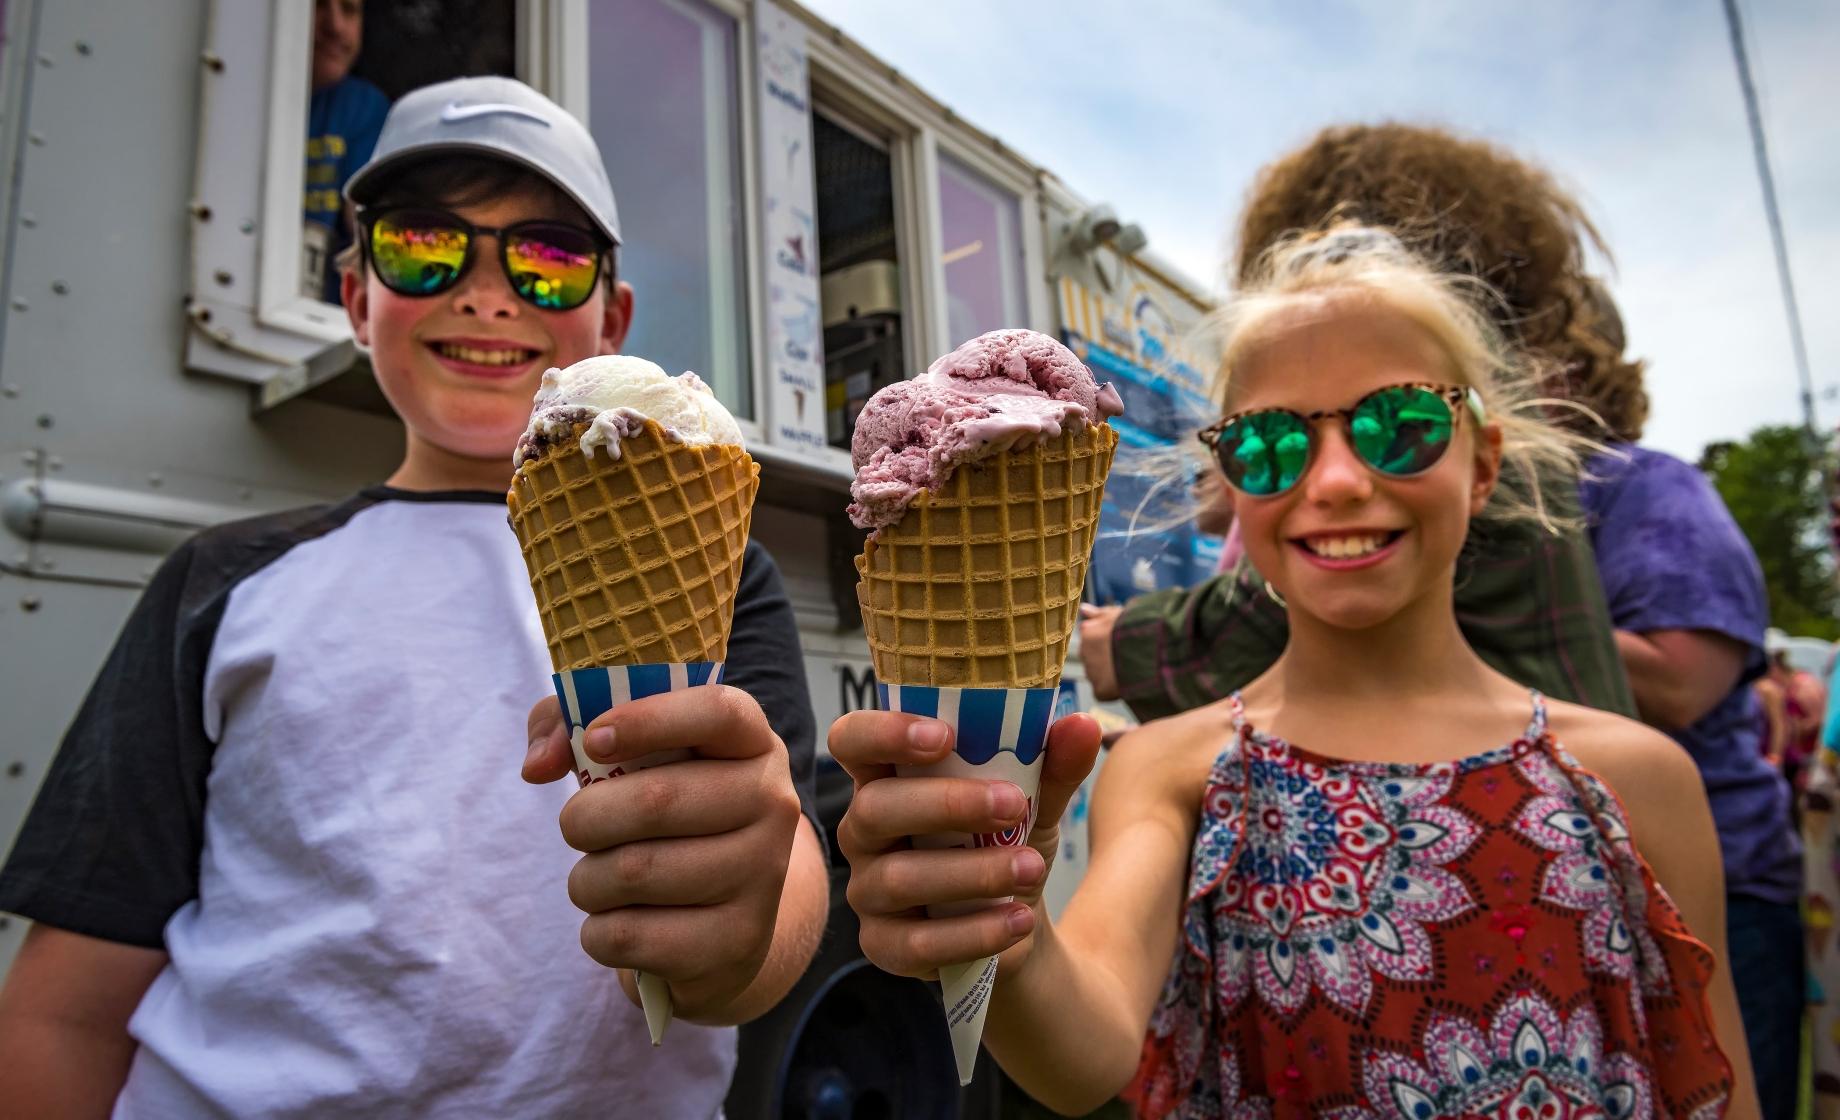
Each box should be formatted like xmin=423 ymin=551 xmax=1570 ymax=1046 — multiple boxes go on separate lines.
xmin=357 ymin=206 xmax=608 ymax=311
xmin=1197 ymin=383 xmax=1487 ymax=498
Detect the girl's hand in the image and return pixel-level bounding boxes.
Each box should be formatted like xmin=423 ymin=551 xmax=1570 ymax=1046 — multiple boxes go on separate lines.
xmin=827 ymin=709 xmax=1103 ymax=981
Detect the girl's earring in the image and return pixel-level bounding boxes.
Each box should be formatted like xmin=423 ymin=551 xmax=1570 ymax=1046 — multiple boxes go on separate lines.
xmin=1264 ymin=580 xmax=1287 ymax=608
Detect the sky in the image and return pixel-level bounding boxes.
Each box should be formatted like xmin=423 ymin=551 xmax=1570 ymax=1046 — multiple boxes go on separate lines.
xmin=798 ymin=0 xmax=1839 ymax=463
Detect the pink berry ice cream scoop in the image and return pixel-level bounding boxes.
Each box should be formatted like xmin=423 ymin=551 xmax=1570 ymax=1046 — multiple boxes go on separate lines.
xmin=847 ymin=329 xmax=1124 ymax=531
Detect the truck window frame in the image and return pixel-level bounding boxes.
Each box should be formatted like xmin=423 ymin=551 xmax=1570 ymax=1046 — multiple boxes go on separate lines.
xmin=186 ymin=0 xmax=575 ymax=408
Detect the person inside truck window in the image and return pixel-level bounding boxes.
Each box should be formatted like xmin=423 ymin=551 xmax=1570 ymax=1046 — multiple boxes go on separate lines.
xmin=828 ymin=226 xmax=1758 ymax=1116
xmin=304 ymin=0 xmax=389 ymax=305
xmin=0 ymin=77 xmax=828 ymax=1118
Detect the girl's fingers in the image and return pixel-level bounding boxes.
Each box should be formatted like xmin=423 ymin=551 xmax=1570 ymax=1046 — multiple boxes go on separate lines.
xmin=858 ymin=904 xmax=1034 ymax=979
xmin=847 ymin=845 xmax=1045 ymax=914
xmin=827 ymin=710 xmax=955 ymax=785
xmin=835 ymin=776 xmax=1028 ymax=857
xmin=1031 ymin=713 xmax=1104 ymax=839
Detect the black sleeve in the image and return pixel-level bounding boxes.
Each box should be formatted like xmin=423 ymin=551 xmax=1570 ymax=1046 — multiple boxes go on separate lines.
xmin=724 ymin=540 xmax=821 ymax=842
xmin=0 ymin=539 xmax=222 ymax=948
xmin=0 ymin=499 xmax=357 ymax=948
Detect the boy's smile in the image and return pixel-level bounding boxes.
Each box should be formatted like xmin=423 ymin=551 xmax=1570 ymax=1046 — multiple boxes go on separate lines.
xmin=343 ymin=184 xmax=631 ymax=487
xmin=425 ymin=336 xmax=548 ymax=379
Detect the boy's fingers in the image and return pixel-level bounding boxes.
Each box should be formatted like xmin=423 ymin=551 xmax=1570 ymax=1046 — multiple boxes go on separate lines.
xmin=528 ymin=694 xmax=564 ymax=744
xmin=836 ymin=776 xmax=1026 ymax=858
xmin=568 ymin=830 xmax=760 ymax=911
xmin=523 ymin=696 xmax=574 ymax=785
xmin=827 ymin=710 xmax=954 ymax=786
xmin=559 ymin=756 xmax=800 ymax=851
xmin=1031 ymin=713 xmax=1104 ymax=836
xmin=581 ymin=685 xmax=778 ymax=764
xmin=578 ymin=900 xmax=760 ymax=982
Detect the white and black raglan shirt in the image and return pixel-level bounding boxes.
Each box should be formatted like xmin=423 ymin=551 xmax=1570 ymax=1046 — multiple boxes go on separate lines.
xmin=0 ymin=488 xmax=818 ymax=1119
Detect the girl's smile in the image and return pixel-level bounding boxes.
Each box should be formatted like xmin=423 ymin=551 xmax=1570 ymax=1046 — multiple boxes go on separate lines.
xmin=1290 ymin=528 xmax=1406 ymax=569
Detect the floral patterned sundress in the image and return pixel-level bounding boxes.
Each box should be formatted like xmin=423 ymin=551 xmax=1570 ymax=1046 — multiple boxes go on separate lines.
xmin=1127 ymin=693 xmax=1733 ymax=1119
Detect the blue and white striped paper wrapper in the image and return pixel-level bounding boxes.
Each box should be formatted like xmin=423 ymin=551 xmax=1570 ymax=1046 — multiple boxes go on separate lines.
xmin=880 ymin=682 xmax=1057 ymax=1086
xmin=883 ymin=683 xmax=1055 ymax=850
xmin=553 ymin=662 xmax=725 ymax=788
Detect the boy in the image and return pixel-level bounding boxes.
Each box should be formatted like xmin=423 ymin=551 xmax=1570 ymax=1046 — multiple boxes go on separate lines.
xmin=0 ymin=77 xmax=828 ymax=1117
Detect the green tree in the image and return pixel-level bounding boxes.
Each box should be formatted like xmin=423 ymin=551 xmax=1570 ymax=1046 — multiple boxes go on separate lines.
xmin=1699 ymin=425 xmax=1840 ymax=640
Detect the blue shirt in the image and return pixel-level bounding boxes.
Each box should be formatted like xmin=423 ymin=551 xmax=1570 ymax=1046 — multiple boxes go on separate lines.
xmin=1580 ymin=444 xmax=1800 ymax=903
xmin=305 ymin=76 xmax=389 ymax=303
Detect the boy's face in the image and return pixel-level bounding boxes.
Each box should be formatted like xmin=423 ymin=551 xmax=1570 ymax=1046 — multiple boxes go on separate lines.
xmin=343 ymin=184 xmax=633 ymax=467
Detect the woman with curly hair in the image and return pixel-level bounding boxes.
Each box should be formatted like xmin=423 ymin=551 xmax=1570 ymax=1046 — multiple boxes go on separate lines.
xmin=1233 ymin=124 xmax=1650 ymax=443
xmin=1080 ymin=122 xmax=1797 ymax=1116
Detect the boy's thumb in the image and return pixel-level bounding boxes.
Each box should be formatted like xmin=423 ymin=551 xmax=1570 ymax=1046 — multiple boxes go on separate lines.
xmin=1031 ymin=713 xmax=1104 ymax=832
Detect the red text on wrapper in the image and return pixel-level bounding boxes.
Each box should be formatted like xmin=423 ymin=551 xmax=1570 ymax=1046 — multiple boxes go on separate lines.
xmin=577 ymin=766 xmax=628 ymax=787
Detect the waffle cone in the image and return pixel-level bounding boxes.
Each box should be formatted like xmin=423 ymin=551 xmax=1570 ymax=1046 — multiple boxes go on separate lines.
xmin=509 ymin=419 xmax=760 ymax=672
xmin=856 ymin=423 xmax=1117 ymax=688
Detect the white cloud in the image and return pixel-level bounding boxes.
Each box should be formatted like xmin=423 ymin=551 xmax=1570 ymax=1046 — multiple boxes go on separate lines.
xmin=798 ymin=0 xmax=1839 ymax=459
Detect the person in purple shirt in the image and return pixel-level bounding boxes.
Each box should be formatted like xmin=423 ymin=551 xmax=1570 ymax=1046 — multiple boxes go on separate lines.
xmin=1570 ymin=277 xmax=1801 ymax=1118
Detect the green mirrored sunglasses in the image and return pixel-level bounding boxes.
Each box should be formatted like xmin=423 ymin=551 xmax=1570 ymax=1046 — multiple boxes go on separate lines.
xmin=1198 ymin=383 xmax=1486 ymax=498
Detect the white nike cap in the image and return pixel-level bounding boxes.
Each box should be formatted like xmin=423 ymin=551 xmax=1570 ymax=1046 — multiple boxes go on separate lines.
xmin=345 ymin=75 xmax=621 ymax=246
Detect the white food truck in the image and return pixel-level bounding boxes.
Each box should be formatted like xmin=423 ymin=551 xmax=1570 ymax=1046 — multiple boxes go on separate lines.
xmin=0 ymin=0 xmax=1220 ymax=1113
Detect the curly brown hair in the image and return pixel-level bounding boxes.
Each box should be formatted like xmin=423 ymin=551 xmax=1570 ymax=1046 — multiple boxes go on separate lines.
xmin=1233 ymin=123 xmax=1648 ymax=441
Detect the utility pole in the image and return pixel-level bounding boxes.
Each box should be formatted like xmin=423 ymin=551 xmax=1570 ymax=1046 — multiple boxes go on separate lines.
xmin=1722 ymin=0 xmax=1817 ymax=436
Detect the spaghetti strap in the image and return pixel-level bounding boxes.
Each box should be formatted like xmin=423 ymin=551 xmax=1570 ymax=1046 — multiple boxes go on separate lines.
xmin=1225 ymin=691 xmax=1250 ymax=737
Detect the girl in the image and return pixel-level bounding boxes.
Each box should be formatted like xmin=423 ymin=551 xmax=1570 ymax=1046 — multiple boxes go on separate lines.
xmin=829 ymin=227 xmax=1757 ymax=1117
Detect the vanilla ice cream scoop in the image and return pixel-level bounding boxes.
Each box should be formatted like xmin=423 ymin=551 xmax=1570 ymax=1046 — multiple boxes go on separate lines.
xmin=513 ymin=355 xmax=744 ymax=467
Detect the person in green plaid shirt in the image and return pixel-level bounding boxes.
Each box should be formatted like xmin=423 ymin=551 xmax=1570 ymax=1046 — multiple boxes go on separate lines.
xmin=1081 ymin=123 xmax=1637 ymax=724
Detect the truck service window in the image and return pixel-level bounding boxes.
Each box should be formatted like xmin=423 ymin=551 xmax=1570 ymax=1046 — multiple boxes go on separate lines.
xmin=813 ymin=111 xmax=906 ymax=452
xmin=587 ymin=0 xmax=751 ymax=421
xmin=937 ymin=153 xmax=1026 ymax=345
xmin=300 ymin=0 xmax=516 ymax=308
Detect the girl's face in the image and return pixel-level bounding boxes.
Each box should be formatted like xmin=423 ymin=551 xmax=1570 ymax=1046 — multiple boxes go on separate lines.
xmin=1221 ymin=294 xmax=1503 ymax=632
xmin=343 ymin=185 xmax=632 ymax=466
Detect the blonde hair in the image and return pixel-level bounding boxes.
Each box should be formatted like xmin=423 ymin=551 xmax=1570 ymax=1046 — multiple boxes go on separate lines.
xmin=1211 ymin=225 xmax=1599 ymax=531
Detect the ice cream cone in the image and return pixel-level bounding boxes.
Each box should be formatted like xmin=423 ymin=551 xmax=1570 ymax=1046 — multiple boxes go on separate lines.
xmin=510 ymin=419 xmax=759 ymax=673
xmin=511 ymin=414 xmax=758 ymax=1045
xmin=880 ymin=681 xmax=1056 ymax=1084
xmin=856 ymin=422 xmax=1117 ymax=689
xmin=847 ymin=328 xmax=1123 ymax=1084
xmin=856 ymin=421 xmax=1115 ymax=1085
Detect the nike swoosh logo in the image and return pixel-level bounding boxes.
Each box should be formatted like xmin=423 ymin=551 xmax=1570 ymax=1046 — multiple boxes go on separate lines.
xmin=439 ymin=101 xmax=551 ymax=126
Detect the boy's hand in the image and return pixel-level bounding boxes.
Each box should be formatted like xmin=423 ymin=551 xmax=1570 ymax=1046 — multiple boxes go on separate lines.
xmin=828 ymin=709 xmax=1102 ymax=981
xmin=523 ymin=689 xmax=803 ymax=1019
